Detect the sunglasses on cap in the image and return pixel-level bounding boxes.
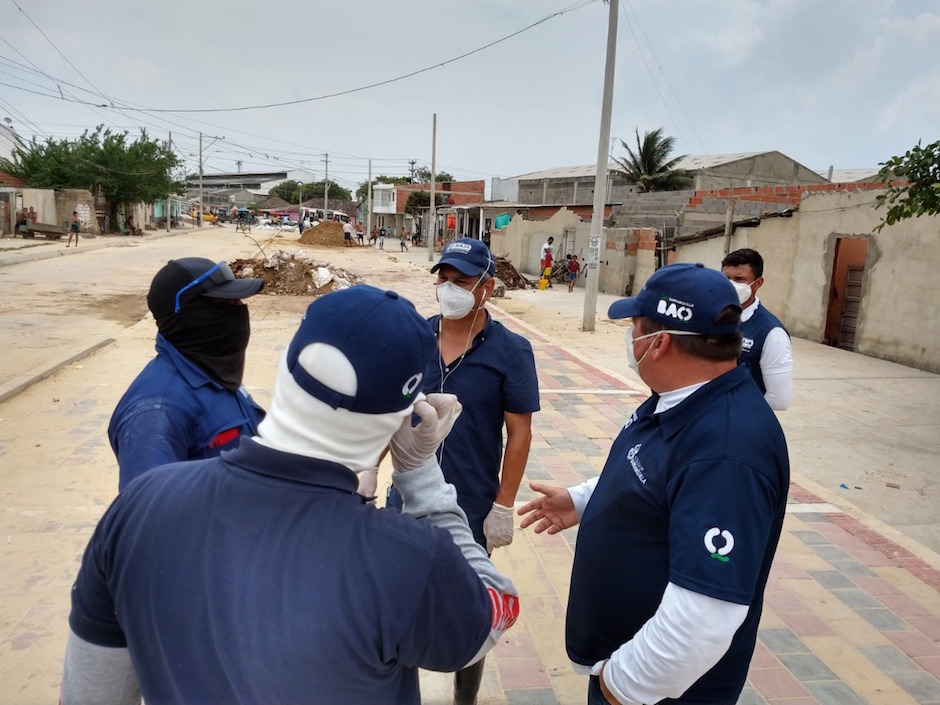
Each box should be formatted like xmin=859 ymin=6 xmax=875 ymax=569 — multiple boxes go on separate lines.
xmin=173 ymin=261 xmax=236 ymax=314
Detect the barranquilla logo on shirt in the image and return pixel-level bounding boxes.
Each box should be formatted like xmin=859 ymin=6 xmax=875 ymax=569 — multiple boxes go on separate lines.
xmin=704 ymin=527 xmax=734 ymax=562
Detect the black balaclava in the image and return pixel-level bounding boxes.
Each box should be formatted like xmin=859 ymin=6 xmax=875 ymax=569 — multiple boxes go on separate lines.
xmin=157 ymin=299 xmax=251 ymax=391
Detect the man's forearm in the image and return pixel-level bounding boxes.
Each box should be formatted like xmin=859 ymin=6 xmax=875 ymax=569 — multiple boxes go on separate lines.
xmin=495 ymin=431 xmax=532 ymax=507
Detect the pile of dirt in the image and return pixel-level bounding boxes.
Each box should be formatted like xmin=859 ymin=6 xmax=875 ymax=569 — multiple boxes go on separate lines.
xmin=299 ymin=221 xmax=346 ymax=247
xmin=230 ymin=249 xmax=364 ymax=297
xmin=495 ymin=256 xmax=535 ymax=290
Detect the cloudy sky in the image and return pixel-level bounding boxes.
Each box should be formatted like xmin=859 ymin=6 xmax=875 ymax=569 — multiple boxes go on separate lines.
xmin=1 ymin=0 xmax=937 ymax=194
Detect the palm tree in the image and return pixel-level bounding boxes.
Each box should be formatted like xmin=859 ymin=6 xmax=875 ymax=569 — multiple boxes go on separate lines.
xmin=614 ymin=128 xmax=692 ymax=192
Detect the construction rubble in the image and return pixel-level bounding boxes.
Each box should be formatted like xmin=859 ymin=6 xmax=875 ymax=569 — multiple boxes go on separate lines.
xmin=230 ymin=249 xmax=365 ymax=297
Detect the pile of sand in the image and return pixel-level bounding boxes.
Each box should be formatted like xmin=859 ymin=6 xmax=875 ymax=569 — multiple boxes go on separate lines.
xmin=299 ymin=221 xmax=346 ymax=247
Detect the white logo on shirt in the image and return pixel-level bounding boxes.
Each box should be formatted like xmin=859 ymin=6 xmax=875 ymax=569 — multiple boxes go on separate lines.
xmin=626 ymin=443 xmax=646 ymax=484
xmin=704 ymin=527 xmax=735 ymax=562
xmin=741 ymin=337 xmax=754 ymax=351
xmin=622 ymin=411 xmax=638 ymax=430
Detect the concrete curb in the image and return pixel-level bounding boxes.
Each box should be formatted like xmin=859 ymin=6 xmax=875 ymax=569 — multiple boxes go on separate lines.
xmin=0 ymin=229 xmax=187 ymax=268
xmin=0 ymin=338 xmax=115 ymax=403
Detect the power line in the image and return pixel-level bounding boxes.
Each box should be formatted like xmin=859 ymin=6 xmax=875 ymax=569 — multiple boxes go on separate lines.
xmin=622 ymin=0 xmax=706 ymax=153
xmin=3 ymin=1 xmax=599 ymax=115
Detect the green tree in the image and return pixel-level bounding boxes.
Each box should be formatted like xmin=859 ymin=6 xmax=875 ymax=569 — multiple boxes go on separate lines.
xmin=269 ymin=180 xmax=351 ymax=203
xmin=0 ymin=126 xmax=183 ymax=226
xmin=404 ymin=190 xmax=444 ymax=216
xmin=414 ymin=167 xmax=454 ymax=184
xmin=613 ymin=127 xmax=692 ymax=193
xmin=873 ymin=139 xmax=940 ymax=232
xmin=355 ymin=175 xmax=411 ymax=201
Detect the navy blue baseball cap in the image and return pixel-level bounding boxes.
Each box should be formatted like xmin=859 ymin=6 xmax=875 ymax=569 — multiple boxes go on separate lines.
xmin=286 ymin=285 xmax=437 ymax=415
xmin=608 ymin=263 xmax=741 ymax=336
xmin=431 ymin=237 xmax=496 ymax=277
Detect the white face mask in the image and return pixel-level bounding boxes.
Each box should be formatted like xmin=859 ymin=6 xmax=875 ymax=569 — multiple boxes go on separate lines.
xmin=625 ymin=330 xmax=663 ymax=373
xmin=436 ymin=274 xmax=486 ymax=320
xmin=731 ymin=280 xmax=754 ymax=306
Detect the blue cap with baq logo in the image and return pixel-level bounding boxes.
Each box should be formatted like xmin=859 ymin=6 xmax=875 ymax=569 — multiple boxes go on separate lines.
xmin=286 ymin=285 xmax=436 ymax=414
xmin=431 ymin=237 xmax=496 ymax=277
xmin=608 ymin=263 xmax=741 ymax=336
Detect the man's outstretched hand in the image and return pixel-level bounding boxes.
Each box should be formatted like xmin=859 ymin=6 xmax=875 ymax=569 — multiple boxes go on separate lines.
xmin=517 ymin=482 xmax=578 ymax=535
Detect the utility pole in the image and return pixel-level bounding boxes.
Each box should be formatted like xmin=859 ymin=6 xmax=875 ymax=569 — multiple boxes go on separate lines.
xmin=428 ymin=113 xmax=436 ymax=263
xmin=408 ymin=159 xmax=417 ymax=183
xmin=367 ymin=158 xmax=373 ymax=246
xmin=722 ymin=180 xmax=735 ymax=256
xmin=198 ymin=132 xmax=203 ymax=228
xmin=323 ymin=153 xmax=329 ymax=212
xmin=582 ymin=0 xmax=618 ymax=332
xmin=298 ymin=180 xmax=303 ymax=225
xmin=166 ymin=131 xmax=171 ymax=233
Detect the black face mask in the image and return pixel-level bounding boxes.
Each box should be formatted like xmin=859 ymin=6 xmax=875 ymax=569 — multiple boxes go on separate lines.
xmin=157 ymin=299 xmax=251 ymax=391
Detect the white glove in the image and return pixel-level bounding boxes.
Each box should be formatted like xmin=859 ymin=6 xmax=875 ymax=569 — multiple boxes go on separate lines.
xmin=483 ymin=502 xmax=515 ymax=552
xmin=389 ymin=393 xmax=462 ymax=472
xmin=356 ymin=467 xmax=378 ymax=501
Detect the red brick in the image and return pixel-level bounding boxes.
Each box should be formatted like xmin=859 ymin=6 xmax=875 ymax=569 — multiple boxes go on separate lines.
xmin=748 ymin=667 xmax=809 ymax=699
xmin=886 ymin=629 xmax=940 ymax=658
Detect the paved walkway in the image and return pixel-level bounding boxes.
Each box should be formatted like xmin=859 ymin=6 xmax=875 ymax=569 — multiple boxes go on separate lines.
xmin=0 ymin=237 xmax=938 ymax=704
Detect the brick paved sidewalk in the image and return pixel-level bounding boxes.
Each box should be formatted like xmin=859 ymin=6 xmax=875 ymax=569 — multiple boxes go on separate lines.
xmin=416 ymin=305 xmax=940 ymax=705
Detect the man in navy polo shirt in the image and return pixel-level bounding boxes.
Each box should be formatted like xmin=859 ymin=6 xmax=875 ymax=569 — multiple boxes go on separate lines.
xmin=109 ymin=257 xmax=266 ymax=489
xmin=62 ymin=285 xmax=519 ymax=705
xmin=519 ymin=263 xmax=789 ymax=705
xmin=721 ymin=248 xmax=793 ymax=410
xmin=387 ymin=237 xmax=539 ymax=704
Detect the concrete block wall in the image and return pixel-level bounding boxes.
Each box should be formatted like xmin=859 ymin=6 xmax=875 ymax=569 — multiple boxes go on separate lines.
xmin=54 ymin=189 xmax=100 ymax=234
xmin=488 ymin=208 xmax=581 ymax=277
xmin=672 ymin=187 xmax=940 ymax=373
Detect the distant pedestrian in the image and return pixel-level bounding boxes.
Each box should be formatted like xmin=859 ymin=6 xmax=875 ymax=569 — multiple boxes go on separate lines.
xmin=27 ymin=206 xmax=36 ymax=223
xmin=370 ymin=225 xmax=378 ymax=246
xmin=379 ymin=227 xmax=386 ymax=250
xmin=15 ymin=207 xmax=28 ymax=236
xmin=567 ymin=254 xmax=580 ymax=292
xmin=343 ymin=221 xmax=353 ymax=247
xmin=721 ymin=248 xmax=793 ymax=410
xmin=400 ymin=227 xmax=409 ymax=252
xmin=540 ymin=237 xmax=554 ymax=288
xmin=67 ymin=211 xmax=80 ymax=247
xmin=356 ymin=222 xmax=364 ymax=245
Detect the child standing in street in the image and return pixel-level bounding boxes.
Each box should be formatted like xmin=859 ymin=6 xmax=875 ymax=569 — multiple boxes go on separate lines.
xmin=567 ymin=254 xmax=580 ymax=292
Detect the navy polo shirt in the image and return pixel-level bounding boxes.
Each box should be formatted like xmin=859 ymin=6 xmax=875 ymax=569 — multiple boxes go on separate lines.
xmin=424 ymin=313 xmax=540 ymax=524
xmin=567 ymin=365 xmax=789 ymax=705
xmin=70 ymin=438 xmax=491 ymax=705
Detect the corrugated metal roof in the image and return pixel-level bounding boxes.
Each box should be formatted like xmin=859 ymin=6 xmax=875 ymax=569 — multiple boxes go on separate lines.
xmin=815 ymin=168 xmax=881 ymax=183
xmin=510 ymin=152 xmax=770 ymax=181
xmin=671 ymin=152 xmax=764 ymax=170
